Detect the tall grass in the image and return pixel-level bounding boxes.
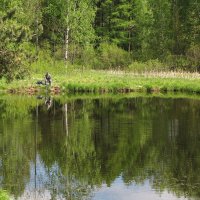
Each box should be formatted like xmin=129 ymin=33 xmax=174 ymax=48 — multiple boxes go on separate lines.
xmin=57 ymin=70 xmax=200 ymax=94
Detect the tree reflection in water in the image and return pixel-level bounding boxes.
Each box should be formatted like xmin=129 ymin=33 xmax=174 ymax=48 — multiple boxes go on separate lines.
xmin=0 ymin=95 xmax=200 ymax=199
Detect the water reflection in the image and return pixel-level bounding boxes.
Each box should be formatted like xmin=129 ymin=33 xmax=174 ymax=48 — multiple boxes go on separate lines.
xmin=0 ymin=95 xmax=200 ymax=199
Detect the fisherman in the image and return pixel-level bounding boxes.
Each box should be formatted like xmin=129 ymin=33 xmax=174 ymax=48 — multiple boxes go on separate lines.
xmin=44 ymin=72 xmax=52 ymax=86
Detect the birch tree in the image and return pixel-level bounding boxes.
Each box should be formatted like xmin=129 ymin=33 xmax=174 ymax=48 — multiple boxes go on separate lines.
xmin=60 ymin=0 xmax=96 ymax=63
xmin=42 ymin=0 xmax=96 ymax=63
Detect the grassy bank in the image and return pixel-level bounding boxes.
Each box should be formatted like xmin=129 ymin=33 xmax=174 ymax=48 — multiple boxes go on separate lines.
xmin=1 ymin=70 xmax=200 ymax=94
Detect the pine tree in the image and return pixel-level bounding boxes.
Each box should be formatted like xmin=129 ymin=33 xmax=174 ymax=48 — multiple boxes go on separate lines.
xmin=0 ymin=0 xmax=33 ymax=80
xmin=95 ymin=0 xmax=135 ymax=51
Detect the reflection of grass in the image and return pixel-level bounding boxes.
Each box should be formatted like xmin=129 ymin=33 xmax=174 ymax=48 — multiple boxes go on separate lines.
xmin=54 ymin=92 xmax=200 ymax=105
xmin=1 ymin=70 xmax=200 ymax=94
xmin=0 ymin=190 xmax=10 ymax=200
xmin=1 ymin=91 xmax=200 ymax=120
xmin=0 ymin=94 xmax=43 ymax=119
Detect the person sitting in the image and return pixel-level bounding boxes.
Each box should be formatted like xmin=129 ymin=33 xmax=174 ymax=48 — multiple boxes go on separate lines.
xmin=44 ymin=72 xmax=52 ymax=86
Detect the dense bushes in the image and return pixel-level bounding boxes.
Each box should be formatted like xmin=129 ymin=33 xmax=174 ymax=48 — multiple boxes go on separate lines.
xmin=186 ymin=45 xmax=200 ymax=70
xmin=48 ymin=42 xmax=132 ymax=70
xmin=0 ymin=47 xmax=32 ymax=82
xmin=66 ymin=43 xmax=200 ymax=72
xmin=64 ymin=42 xmax=131 ymax=70
xmin=128 ymin=59 xmax=167 ymax=72
xmin=31 ymin=43 xmax=200 ymax=73
xmin=163 ymin=45 xmax=200 ymax=72
xmin=96 ymin=43 xmax=131 ymax=69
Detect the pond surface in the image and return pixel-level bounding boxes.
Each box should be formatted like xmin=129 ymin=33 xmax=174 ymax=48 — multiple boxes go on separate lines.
xmin=0 ymin=94 xmax=200 ymax=200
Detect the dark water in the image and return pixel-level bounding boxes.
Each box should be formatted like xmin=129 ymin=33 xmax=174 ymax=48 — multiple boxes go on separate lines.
xmin=0 ymin=95 xmax=200 ymax=200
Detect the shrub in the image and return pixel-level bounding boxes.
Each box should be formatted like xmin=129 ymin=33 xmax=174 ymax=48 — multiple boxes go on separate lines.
xmin=186 ymin=44 xmax=200 ymax=71
xmin=0 ymin=48 xmax=31 ymax=81
xmin=128 ymin=59 xmax=166 ymax=72
xmin=96 ymin=43 xmax=131 ymax=69
xmin=31 ymin=46 xmax=69 ymax=75
xmin=72 ymin=45 xmax=99 ymax=69
xmin=165 ymin=55 xmax=188 ymax=70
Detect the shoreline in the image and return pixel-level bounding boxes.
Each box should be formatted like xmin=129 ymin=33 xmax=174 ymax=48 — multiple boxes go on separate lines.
xmin=1 ymin=70 xmax=200 ymax=95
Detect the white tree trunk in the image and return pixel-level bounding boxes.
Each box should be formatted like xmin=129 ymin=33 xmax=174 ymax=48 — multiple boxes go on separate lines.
xmin=65 ymin=27 xmax=70 ymax=62
xmin=64 ymin=103 xmax=68 ymax=136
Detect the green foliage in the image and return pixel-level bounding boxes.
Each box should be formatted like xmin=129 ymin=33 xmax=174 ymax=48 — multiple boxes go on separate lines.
xmin=71 ymin=45 xmax=98 ymax=68
xmin=0 ymin=78 xmax=7 ymax=90
xmin=165 ymin=55 xmax=191 ymax=71
xmin=1 ymin=0 xmax=200 ymax=79
xmin=96 ymin=43 xmax=131 ymax=69
xmin=31 ymin=50 xmax=67 ymax=75
xmin=128 ymin=59 xmax=167 ymax=72
xmin=186 ymin=45 xmax=200 ymax=70
xmin=42 ymin=0 xmax=96 ymax=60
xmin=0 ymin=1 xmax=34 ymax=81
xmin=95 ymin=0 xmax=200 ymax=66
xmin=0 ymin=190 xmax=10 ymax=200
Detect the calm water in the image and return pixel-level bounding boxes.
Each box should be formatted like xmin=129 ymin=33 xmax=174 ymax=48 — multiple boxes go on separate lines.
xmin=0 ymin=95 xmax=200 ymax=200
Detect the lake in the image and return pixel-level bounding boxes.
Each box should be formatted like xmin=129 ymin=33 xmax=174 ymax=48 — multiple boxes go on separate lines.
xmin=0 ymin=94 xmax=200 ymax=200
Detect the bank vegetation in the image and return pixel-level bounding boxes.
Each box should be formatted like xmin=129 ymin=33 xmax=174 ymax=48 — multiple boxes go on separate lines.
xmin=0 ymin=0 xmax=199 ymax=93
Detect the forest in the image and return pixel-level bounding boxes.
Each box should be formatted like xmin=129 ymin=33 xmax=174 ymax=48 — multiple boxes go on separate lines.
xmin=0 ymin=0 xmax=200 ymax=80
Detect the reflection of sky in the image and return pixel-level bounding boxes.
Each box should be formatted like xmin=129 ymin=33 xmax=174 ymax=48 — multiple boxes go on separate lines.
xmin=93 ymin=177 xmax=188 ymax=200
xmin=16 ymin=157 xmax=191 ymax=200
xmin=17 ymin=154 xmax=60 ymax=200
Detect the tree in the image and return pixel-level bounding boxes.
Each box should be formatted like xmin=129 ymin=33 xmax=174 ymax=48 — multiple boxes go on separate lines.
xmin=132 ymin=0 xmax=172 ymax=60
xmin=0 ymin=0 xmax=37 ymax=80
xmin=95 ymin=0 xmax=135 ymax=52
xmin=42 ymin=0 xmax=96 ymax=63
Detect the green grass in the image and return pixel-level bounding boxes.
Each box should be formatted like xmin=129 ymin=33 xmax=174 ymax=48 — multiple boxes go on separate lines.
xmin=1 ymin=69 xmax=200 ymax=95
xmin=0 ymin=190 xmax=10 ymax=200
